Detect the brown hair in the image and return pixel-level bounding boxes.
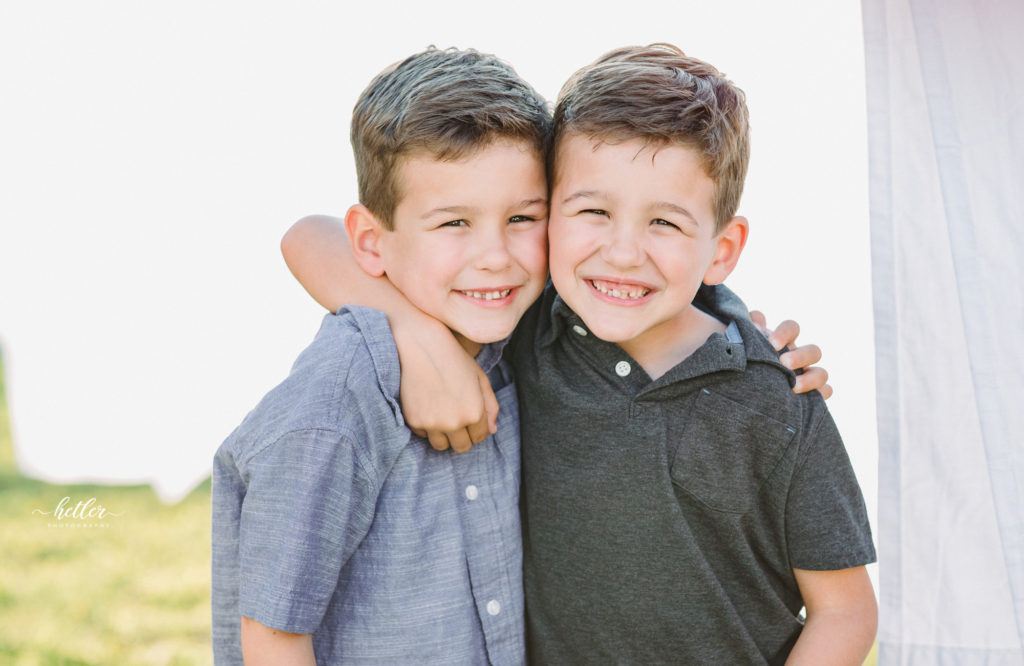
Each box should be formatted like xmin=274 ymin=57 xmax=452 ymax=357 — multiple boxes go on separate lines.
xmin=351 ymin=47 xmax=552 ymax=229
xmin=553 ymin=43 xmax=750 ymax=232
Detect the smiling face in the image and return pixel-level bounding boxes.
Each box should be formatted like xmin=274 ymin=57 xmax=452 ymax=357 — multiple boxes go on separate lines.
xmin=548 ymin=134 xmax=746 ymax=366
xmin=377 ymin=140 xmax=549 ymax=356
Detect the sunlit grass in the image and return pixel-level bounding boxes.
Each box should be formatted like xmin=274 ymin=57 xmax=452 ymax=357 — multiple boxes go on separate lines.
xmin=0 ymin=353 xmax=212 ymax=665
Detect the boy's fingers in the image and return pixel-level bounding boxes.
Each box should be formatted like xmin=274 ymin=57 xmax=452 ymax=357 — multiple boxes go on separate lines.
xmin=768 ymin=319 xmax=801 ymax=352
xmin=749 ymin=310 xmax=769 ymax=335
xmin=467 ymin=416 xmax=490 ymax=446
xmin=793 ymin=367 xmax=831 ymax=396
xmin=447 ymin=428 xmax=474 ymax=454
xmin=779 ymin=343 xmax=822 ymax=371
xmin=478 ymin=370 xmax=500 ymax=436
xmin=426 ymin=431 xmax=451 ymax=452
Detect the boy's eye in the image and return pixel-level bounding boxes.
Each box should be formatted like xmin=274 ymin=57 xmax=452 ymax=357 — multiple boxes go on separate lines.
xmin=508 ymin=215 xmax=536 ymax=224
xmin=581 ymin=209 xmax=609 ymax=217
xmin=440 ymin=219 xmax=469 ymax=228
xmin=651 ymin=218 xmax=681 ymax=230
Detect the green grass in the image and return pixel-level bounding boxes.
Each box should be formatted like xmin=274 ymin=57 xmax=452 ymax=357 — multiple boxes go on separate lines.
xmin=0 ymin=352 xmax=213 ymax=665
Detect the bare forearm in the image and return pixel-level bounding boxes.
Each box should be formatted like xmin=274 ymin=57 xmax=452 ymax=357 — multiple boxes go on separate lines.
xmin=786 ymin=608 xmax=876 ymax=665
xmin=240 ymin=616 xmax=315 ymax=666
xmin=788 ymin=567 xmax=877 ymax=665
xmin=282 ymin=214 xmax=421 ymax=321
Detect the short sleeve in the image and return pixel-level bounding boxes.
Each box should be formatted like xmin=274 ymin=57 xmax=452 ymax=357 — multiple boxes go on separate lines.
xmin=785 ymin=409 xmax=877 ymax=571
xmin=237 ymin=428 xmax=377 ymax=633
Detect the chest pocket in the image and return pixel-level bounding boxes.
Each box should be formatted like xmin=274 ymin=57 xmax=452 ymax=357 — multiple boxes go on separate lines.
xmin=670 ymin=388 xmax=797 ymax=514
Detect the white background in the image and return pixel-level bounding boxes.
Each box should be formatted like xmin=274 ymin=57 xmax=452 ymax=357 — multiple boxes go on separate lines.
xmin=0 ymin=0 xmax=876 ymax=569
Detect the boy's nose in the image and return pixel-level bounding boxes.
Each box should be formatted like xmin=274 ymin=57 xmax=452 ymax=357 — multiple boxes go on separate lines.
xmin=474 ymin=228 xmax=513 ymax=272
xmin=601 ymin=226 xmax=645 ymax=269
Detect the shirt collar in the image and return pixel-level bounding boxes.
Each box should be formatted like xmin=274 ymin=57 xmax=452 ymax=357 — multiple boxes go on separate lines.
xmin=340 ymin=306 xmax=511 ymax=423
xmin=473 ymin=337 xmax=509 ymax=375
xmin=541 ymin=282 xmax=794 ymax=384
xmin=539 ymin=287 xmax=581 ymax=348
xmin=693 ymin=284 xmax=790 ymax=370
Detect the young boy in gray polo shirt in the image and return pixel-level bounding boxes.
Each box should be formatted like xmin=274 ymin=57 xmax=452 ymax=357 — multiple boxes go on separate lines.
xmin=282 ymin=44 xmax=875 ymax=663
xmin=211 ymin=47 xmax=551 ymax=664
xmin=512 ymin=46 xmax=877 ymax=663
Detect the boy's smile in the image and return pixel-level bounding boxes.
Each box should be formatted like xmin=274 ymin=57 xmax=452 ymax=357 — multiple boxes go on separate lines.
xmin=376 ymin=140 xmax=549 ymax=357
xmin=548 ymin=135 xmax=745 ymax=373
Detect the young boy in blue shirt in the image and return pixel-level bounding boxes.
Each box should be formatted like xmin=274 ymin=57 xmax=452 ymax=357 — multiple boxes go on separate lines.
xmin=283 ymin=44 xmax=875 ymax=663
xmin=211 ymin=47 xmax=551 ymax=664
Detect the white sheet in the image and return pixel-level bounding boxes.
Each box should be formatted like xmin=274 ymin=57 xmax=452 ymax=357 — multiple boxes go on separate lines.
xmin=863 ymin=0 xmax=1024 ymax=661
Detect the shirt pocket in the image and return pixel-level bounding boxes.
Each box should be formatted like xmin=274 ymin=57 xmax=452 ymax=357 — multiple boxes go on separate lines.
xmin=669 ymin=388 xmax=797 ymax=514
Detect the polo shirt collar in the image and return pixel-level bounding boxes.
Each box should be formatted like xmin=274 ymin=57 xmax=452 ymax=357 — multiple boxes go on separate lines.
xmin=541 ymin=282 xmax=795 ymax=386
xmin=540 ymin=290 xmax=580 ymax=347
xmin=694 ymin=284 xmax=793 ymax=374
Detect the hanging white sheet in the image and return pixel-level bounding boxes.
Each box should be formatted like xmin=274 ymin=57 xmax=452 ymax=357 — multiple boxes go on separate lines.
xmin=863 ymin=0 xmax=1024 ymax=662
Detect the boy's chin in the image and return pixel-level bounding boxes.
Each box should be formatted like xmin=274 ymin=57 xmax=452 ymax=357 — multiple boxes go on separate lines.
xmin=452 ymin=327 xmax=515 ymax=352
xmin=574 ymin=319 xmax=644 ymax=345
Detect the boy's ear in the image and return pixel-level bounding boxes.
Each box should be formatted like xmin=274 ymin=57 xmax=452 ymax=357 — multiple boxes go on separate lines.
xmin=702 ymin=215 xmax=749 ymax=285
xmin=344 ymin=204 xmax=387 ymax=278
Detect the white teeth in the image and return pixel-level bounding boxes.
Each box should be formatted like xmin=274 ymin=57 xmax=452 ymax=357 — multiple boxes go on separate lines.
xmin=592 ymin=281 xmax=650 ymax=300
xmin=463 ymin=289 xmax=511 ymax=301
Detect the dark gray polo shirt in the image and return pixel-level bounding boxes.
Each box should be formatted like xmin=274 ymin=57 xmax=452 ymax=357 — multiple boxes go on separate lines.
xmin=507 ymin=283 xmax=875 ymax=665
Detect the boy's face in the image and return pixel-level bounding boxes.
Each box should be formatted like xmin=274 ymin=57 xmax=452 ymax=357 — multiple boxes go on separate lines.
xmin=378 ymin=140 xmax=548 ymax=356
xmin=548 ymin=134 xmax=732 ymax=355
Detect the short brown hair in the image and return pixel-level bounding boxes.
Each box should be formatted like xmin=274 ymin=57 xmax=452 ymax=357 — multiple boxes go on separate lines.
xmin=553 ymin=44 xmax=750 ymax=232
xmin=351 ymin=47 xmax=552 ymax=229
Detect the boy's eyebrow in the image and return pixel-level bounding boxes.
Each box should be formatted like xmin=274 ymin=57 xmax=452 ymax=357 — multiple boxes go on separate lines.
xmin=515 ymin=197 xmax=548 ymax=209
xmin=420 ymin=205 xmax=478 ymax=219
xmin=562 ymin=191 xmax=701 ymax=224
xmin=652 ymin=201 xmax=701 ymax=224
xmin=561 ymin=190 xmax=601 ymax=205
xmin=421 ymin=198 xmax=548 ymax=219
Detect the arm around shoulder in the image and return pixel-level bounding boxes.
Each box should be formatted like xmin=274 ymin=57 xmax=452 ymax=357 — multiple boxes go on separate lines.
xmin=281 ymin=214 xmax=366 ymax=313
xmin=281 ymin=212 xmax=499 ymax=449
xmin=787 ymin=566 xmax=877 ymax=665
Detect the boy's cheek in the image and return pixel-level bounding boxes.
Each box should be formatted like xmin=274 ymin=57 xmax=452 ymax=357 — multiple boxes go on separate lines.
xmin=518 ymin=227 xmax=550 ymax=277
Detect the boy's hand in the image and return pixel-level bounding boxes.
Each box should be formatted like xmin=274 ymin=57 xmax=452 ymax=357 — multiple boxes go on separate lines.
xmin=392 ymin=314 xmax=499 ymax=453
xmin=749 ymin=311 xmax=832 ymax=399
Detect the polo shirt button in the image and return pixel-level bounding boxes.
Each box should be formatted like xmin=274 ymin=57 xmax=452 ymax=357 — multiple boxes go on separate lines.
xmin=486 ymin=600 xmax=501 ymax=616
xmin=572 ymin=324 xmax=588 ymax=336
xmin=615 ymin=361 xmax=631 ymax=377
xmin=465 ymin=485 xmax=479 ymax=501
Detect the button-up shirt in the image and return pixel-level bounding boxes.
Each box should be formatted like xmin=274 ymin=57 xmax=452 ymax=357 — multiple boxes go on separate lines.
xmin=212 ymin=307 xmax=524 ymax=665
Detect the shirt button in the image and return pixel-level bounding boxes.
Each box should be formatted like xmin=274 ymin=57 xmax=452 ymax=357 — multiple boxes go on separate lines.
xmin=615 ymin=361 xmax=631 ymax=377
xmin=465 ymin=485 xmax=479 ymax=501
xmin=486 ymin=600 xmax=501 ymax=616
xmin=572 ymin=324 xmax=588 ymax=336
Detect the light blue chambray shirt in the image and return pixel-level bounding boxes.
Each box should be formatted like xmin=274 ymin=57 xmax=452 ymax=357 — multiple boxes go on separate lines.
xmin=211 ymin=307 xmax=524 ymax=665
